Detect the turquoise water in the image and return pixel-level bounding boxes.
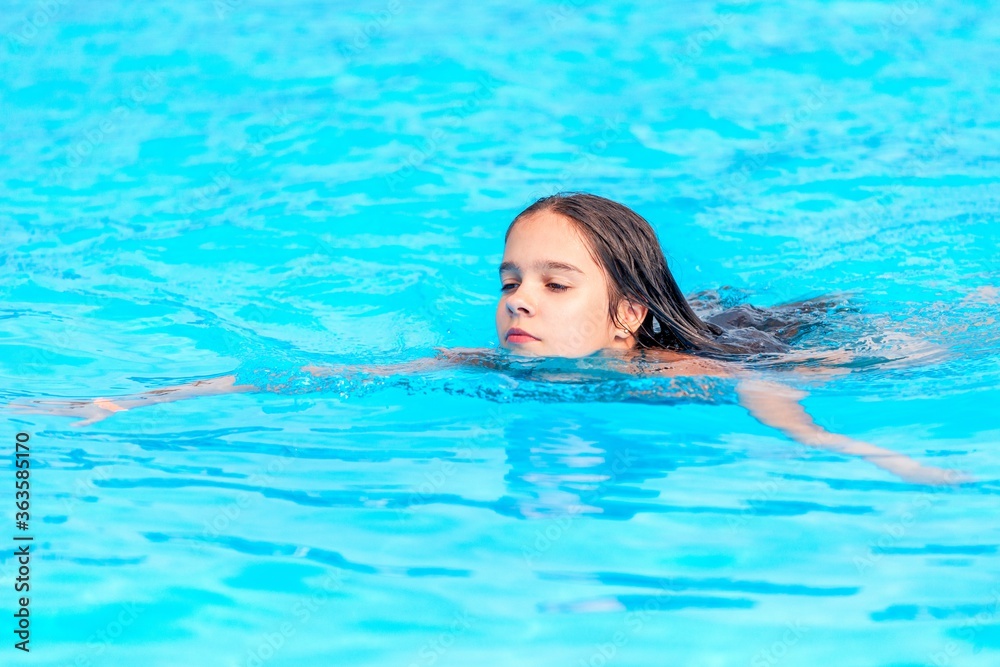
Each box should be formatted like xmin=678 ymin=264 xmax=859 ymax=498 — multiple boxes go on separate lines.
xmin=3 ymin=0 xmax=999 ymax=665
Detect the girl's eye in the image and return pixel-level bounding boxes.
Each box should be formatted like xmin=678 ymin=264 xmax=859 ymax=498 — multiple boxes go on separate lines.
xmin=499 ymin=282 xmax=569 ymax=292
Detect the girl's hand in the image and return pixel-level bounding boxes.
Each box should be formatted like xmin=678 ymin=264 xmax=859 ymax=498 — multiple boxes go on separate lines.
xmin=6 ymin=397 xmax=127 ymax=427
xmin=870 ymin=456 xmax=972 ymax=487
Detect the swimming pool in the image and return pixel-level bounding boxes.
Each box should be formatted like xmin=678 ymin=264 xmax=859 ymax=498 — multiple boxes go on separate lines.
xmin=2 ymin=0 xmax=999 ymax=665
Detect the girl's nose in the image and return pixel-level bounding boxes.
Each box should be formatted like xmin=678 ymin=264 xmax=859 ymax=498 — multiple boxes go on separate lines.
xmin=505 ymin=290 xmax=534 ymax=316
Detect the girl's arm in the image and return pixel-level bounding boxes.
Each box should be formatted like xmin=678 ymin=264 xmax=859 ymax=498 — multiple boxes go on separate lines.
xmin=7 ymin=375 xmax=257 ymax=427
xmin=6 ymin=348 xmax=484 ymax=427
xmin=640 ymin=356 xmax=966 ymax=486
xmin=13 ymin=348 xmax=965 ymax=485
xmin=734 ymin=378 xmax=967 ymax=486
xmin=303 ymin=347 xmax=501 ymax=378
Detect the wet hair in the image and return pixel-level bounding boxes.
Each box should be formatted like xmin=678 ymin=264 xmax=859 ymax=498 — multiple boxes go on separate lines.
xmin=506 ymin=192 xmax=786 ymax=357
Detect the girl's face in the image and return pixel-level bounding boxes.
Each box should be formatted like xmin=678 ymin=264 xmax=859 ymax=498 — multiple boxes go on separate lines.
xmin=495 ymin=209 xmax=642 ymax=358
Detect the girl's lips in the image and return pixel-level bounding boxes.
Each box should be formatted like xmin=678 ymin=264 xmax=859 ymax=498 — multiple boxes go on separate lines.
xmin=506 ymin=328 xmax=539 ymax=343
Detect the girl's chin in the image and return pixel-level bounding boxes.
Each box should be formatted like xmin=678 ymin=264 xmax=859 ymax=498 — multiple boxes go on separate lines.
xmin=501 ymin=344 xmax=545 ymax=358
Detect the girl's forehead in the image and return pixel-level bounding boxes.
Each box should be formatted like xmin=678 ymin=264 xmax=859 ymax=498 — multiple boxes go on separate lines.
xmin=506 ymin=211 xmax=588 ymax=250
xmin=502 ymin=214 xmax=599 ymax=274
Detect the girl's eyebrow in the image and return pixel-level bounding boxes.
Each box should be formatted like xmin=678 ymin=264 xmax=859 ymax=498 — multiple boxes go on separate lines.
xmin=498 ymin=260 xmax=584 ymax=275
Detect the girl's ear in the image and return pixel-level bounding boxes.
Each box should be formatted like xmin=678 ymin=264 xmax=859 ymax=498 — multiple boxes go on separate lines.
xmin=614 ymin=299 xmax=648 ymax=338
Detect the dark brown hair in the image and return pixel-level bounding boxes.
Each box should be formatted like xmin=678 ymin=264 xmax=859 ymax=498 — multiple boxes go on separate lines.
xmin=507 ymin=192 xmax=750 ymax=357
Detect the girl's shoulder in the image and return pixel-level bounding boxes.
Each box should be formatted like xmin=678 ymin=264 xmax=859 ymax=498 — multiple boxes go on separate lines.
xmin=430 ymin=346 xmax=737 ymax=379
xmin=432 ymin=346 xmax=506 ymax=370
xmin=628 ymin=348 xmax=736 ymax=378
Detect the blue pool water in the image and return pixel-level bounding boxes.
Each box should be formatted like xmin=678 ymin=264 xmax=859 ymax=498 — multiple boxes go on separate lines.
xmin=2 ymin=1 xmax=999 ymax=665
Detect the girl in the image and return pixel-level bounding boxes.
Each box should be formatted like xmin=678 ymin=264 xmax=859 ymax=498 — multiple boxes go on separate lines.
xmin=9 ymin=193 xmax=966 ymax=486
